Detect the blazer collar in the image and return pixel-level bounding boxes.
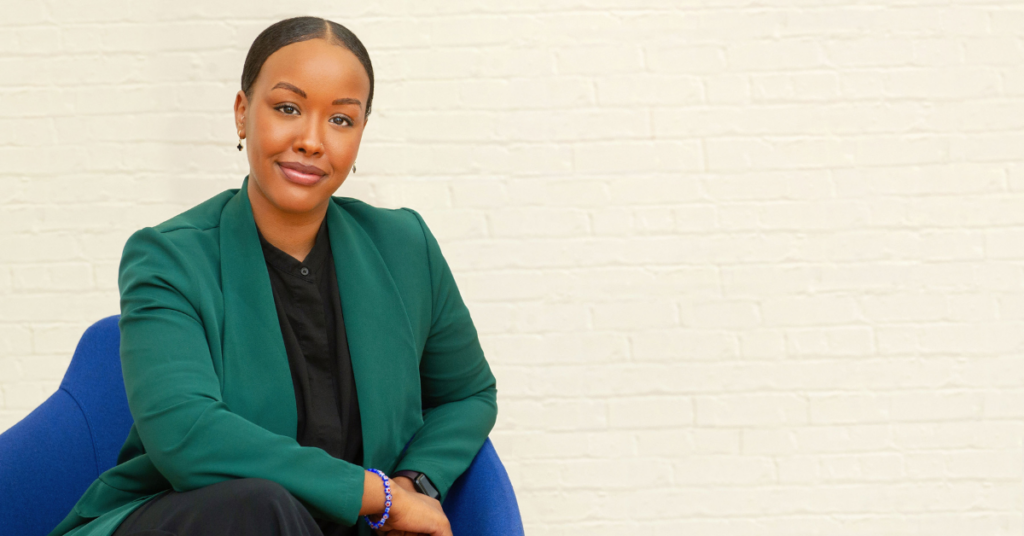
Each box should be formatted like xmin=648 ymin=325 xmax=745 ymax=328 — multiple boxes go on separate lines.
xmin=218 ymin=175 xmax=418 ymax=469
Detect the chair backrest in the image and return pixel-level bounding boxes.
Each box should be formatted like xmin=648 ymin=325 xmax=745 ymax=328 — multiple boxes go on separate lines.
xmin=0 ymin=315 xmax=132 ymax=536
xmin=0 ymin=315 xmax=524 ymax=536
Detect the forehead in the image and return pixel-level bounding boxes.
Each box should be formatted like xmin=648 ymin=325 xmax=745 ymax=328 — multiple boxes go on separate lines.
xmin=257 ymin=38 xmax=369 ymax=98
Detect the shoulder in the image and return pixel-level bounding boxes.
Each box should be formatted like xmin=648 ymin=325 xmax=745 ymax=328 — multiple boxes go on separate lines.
xmin=151 ymin=188 xmax=235 ymax=236
xmin=119 ymin=188 xmax=235 ymax=286
xmin=331 ymin=195 xmax=424 ymax=231
xmin=331 ymin=196 xmax=432 ymax=255
xmin=330 ymin=197 xmax=448 ymax=310
xmin=126 ymin=188 xmax=234 ymax=248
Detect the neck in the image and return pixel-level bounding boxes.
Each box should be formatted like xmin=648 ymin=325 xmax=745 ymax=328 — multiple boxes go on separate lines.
xmin=247 ymin=179 xmax=326 ymax=263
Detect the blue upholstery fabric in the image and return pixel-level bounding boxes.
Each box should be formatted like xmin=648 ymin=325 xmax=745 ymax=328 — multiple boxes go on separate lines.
xmin=0 ymin=389 xmax=102 ymax=536
xmin=0 ymin=315 xmax=131 ymax=536
xmin=445 ymin=438 xmax=526 ymax=536
xmin=57 ymin=315 xmax=134 ymax=474
xmin=0 ymin=315 xmax=522 ymax=536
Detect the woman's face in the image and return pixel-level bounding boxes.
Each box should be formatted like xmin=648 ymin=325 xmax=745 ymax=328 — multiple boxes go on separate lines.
xmin=234 ymin=37 xmax=370 ymax=216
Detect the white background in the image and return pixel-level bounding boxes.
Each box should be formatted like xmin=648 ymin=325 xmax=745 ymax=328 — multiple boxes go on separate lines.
xmin=2 ymin=1 xmax=1023 ymax=533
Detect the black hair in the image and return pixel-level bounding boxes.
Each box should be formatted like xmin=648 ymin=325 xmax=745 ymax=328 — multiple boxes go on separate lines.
xmin=241 ymin=16 xmax=375 ymax=120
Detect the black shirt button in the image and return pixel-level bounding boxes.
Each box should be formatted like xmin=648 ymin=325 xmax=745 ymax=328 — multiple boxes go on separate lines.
xmin=300 ymin=267 xmax=310 ymax=276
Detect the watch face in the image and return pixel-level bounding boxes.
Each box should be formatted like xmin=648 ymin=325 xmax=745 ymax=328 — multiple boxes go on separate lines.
xmin=415 ymin=474 xmax=440 ymax=499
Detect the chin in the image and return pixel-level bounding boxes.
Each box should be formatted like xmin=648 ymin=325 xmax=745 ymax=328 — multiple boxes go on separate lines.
xmin=271 ymin=188 xmax=329 ymax=214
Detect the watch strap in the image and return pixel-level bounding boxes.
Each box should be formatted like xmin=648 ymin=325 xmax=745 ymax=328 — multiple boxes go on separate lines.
xmin=393 ymin=470 xmax=421 ymax=482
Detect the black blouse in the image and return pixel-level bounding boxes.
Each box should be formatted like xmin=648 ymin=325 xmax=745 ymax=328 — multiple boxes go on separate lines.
xmin=257 ymin=216 xmax=362 ymax=535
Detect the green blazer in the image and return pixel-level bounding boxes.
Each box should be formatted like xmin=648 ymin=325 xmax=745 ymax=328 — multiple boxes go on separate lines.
xmin=47 ymin=175 xmax=498 ymax=536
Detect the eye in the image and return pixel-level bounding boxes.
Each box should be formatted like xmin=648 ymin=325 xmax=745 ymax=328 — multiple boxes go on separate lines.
xmin=331 ymin=115 xmax=353 ymax=127
xmin=275 ymin=104 xmax=299 ymax=115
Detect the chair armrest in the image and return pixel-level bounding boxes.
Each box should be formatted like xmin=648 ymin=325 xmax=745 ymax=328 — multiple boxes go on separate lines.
xmin=442 ymin=438 xmax=524 ymax=536
xmin=0 ymin=389 xmax=99 ymax=536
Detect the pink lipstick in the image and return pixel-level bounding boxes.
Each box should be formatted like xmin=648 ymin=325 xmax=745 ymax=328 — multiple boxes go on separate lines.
xmin=278 ymin=161 xmax=326 ymax=186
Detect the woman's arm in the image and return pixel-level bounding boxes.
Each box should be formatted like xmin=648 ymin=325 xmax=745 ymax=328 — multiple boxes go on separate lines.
xmin=392 ymin=209 xmax=500 ymax=501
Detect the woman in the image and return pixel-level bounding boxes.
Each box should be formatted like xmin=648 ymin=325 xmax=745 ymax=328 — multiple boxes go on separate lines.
xmin=46 ymin=16 xmax=498 ymax=536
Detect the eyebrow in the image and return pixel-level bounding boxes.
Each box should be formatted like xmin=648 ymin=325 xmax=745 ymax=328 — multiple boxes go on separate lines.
xmin=271 ymin=81 xmax=362 ymax=108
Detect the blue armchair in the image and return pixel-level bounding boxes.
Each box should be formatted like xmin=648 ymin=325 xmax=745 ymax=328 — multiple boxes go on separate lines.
xmin=0 ymin=315 xmax=523 ymax=536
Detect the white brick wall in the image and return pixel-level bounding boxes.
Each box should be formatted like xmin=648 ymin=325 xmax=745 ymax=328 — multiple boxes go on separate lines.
xmin=3 ymin=1 xmax=1023 ymax=533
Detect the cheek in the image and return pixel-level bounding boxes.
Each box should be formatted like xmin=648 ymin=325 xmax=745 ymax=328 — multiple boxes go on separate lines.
xmin=328 ymin=131 xmax=363 ymax=162
xmin=253 ymin=117 xmax=292 ymax=152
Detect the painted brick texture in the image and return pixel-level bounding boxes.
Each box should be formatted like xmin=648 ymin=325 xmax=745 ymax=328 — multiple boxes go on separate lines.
xmin=2 ymin=2 xmax=1023 ymax=534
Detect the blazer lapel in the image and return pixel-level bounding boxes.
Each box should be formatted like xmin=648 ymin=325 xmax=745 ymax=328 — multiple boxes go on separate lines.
xmin=218 ymin=175 xmax=297 ymax=438
xmin=326 ymin=200 xmax=420 ymax=471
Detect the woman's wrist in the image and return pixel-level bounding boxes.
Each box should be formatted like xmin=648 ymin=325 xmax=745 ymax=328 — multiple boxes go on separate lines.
xmin=391 ymin=475 xmax=414 ymax=490
xmin=359 ymin=469 xmax=386 ymax=516
xmin=362 ymin=469 xmax=393 ymax=530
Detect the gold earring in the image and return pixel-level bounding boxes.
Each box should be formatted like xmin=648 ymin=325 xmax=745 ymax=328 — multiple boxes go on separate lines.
xmin=237 ymin=137 xmax=243 ymax=151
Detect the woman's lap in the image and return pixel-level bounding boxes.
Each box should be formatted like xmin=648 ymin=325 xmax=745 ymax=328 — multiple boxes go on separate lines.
xmin=110 ymin=478 xmax=333 ymax=536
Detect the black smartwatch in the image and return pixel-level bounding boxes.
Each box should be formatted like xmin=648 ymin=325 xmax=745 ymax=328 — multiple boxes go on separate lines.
xmin=393 ymin=470 xmax=440 ymax=500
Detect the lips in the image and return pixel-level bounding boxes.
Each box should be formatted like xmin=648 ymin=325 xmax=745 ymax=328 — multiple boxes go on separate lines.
xmin=278 ymin=161 xmax=326 ymax=186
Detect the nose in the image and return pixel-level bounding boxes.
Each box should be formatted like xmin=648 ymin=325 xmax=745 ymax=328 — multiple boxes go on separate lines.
xmin=294 ymin=117 xmax=323 ymax=156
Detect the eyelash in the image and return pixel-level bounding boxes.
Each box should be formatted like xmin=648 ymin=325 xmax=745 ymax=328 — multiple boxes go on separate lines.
xmin=274 ymin=104 xmax=352 ymax=127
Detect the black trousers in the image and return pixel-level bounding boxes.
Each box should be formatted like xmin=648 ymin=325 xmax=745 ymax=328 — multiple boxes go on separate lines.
xmin=111 ymin=478 xmax=356 ymax=536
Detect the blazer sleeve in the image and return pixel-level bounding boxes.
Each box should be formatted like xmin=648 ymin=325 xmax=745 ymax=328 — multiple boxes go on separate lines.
xmin=117 ymin=226 xmax=366 ymax=526
xmin=394 ymin=209 xmax=499 ymax=502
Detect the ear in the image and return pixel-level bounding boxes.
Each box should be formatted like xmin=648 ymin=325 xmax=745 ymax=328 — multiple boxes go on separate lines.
xmin=233 ymin=90 xmax=248 ymax=137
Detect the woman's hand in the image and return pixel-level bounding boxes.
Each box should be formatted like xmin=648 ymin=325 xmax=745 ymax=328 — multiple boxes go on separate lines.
xmin=369 ymin=478 xmax=450 ymax=536
xmin=391 ymin=476 xmax=444 ymax=516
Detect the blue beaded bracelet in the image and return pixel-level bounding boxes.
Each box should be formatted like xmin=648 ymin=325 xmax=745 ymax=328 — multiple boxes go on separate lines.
xmin=365 ymin=468 xmax=393 ymax=530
